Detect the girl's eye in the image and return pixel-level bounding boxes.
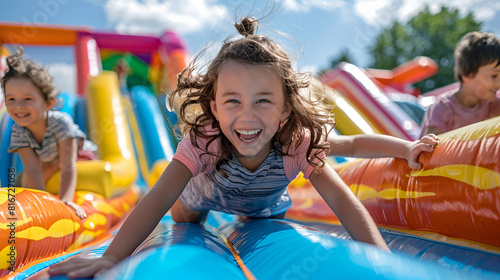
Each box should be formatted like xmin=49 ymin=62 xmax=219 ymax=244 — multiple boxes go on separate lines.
xmin=226 ymin=99 xmax=239 ymax=104
xmin=258 ymin=99 xmax=271 ymax=103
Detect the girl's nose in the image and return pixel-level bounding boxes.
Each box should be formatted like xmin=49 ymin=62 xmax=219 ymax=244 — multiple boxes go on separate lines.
xmin=238 ymin=103 xmax=256 ymax=121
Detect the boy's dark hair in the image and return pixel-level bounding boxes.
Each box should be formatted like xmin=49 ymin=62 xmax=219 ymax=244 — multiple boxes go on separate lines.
xmin=454 ymin=31 xmax=500 ymax=82
xmin=1 ymin=46 xmax=59 ymax=101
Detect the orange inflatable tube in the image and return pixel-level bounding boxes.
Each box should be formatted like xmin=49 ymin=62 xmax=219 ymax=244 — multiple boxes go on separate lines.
xmin=288 ymin=116 xmax=500 ymax=251
xmin=0 ymin=22 xmax=86 ymax=46
xmin=367 ymin=56 xmax=438 ymax=96
xmin=0 ymin=187 xmax=138 ymax=277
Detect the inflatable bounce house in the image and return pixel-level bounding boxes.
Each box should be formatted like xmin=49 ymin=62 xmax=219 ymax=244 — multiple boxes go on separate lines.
xmin=0 ymin=22 xmax=499 ymax=280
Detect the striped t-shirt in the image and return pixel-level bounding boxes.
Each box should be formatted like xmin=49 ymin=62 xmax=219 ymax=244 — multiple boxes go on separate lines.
xmin=8 ymin=110 xmax=96 ymax=165
xmin=173 ymin=129 xmax=320 ymax=217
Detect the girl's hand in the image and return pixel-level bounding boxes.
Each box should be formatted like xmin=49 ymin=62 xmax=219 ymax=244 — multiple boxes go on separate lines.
xmin=407 ymin=134 xmax=439 ymax=169
xmin=48 ymin=255 xmax=118 ymax=278
xmin=64 ymin=201 xmax=87 ymax=219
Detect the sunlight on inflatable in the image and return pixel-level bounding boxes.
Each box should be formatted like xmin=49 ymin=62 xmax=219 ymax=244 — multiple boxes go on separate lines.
xmin=70 ymin=230 xmax=106 ymax=249
xmin=0 ymin=246 xmax=16 ymax=270
xmin=349 ymin=184 xmax=435 ymax=200
xmin=335 ymin=97 xmax=374 ymax=134
xmin=91 ymin=200 xmax=122 ymax=216
xmin=83 ymin=213 xmax=107 ymax=230
xmin=16 ymin=219 xmax=80 ymax=241
xmin=411 ymin=165 xmax=500 ymax=190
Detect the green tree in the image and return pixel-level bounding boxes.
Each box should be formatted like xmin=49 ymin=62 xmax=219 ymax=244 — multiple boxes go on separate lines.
xmin=369 ymin=6 xmax=481 ymax=93
xmin=320 ymin=48 xmax=356 ymax=74
xmin=329 ymin=48 xmax=356 ymax=68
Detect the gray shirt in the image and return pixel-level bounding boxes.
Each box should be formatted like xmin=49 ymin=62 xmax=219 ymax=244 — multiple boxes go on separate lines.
xmin=8 ymin=110 xmax=96 ymax=165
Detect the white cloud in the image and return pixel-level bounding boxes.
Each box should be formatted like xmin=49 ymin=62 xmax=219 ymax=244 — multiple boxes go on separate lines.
xmin=48 ymin=63 xmax=76 ymax=95
xmin=283 ymin=0 xmax=345 ymax=12
xmin=298 ymin=64 xmax=319 ymax=74
xmin=354 ymin=0 xmax=500 ymax=27
xmin=104 ymin=0 xmax=228 ymax=35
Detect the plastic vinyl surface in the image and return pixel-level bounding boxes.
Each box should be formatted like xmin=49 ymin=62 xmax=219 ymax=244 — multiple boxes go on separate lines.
xmin=367 ymin=56 xmax=438 ymax=96
xmin=87 ymin=217 xmax=499 ymax=280
xmin=224 ymin=219 xmax=498 ymax=280
xmin=326 ymin=89 xmax=383 ymax=135
xmin=99 ymin=219 xmax=248 ymax=280
xmin=131 ymin=86 xmax=176 ymax=166
xmin=322 ymin=62 xmax=421 ymax=140
xmin=288 ymin=116 xmax=500 ymax=250
xmin=0 ymin=187 xmax=139 ymax=278
xmin=303 ymin=222 xmax=500 ymax=274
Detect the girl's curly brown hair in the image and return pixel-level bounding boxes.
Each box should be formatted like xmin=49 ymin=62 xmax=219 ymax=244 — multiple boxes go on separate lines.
xmin=1 ymin=46 xmax=59 ymax=101
xmin=170 ymin=17 xmax=335 ymax=169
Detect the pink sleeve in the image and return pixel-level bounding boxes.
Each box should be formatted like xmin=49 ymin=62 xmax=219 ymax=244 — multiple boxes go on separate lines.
xmin=283 ymin=135 xmax=325 ymax=181
xmin=172 ymin=133 xmax=218 ymax=177
xmin=420 ymin=96 xmax=452 ymax=136
xmin=488 ymin=99 xmax=500 ymax=117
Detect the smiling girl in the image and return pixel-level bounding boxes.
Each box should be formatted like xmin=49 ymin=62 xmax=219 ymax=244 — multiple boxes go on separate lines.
xmin=48 ymin=17 xmax=438 ymax=278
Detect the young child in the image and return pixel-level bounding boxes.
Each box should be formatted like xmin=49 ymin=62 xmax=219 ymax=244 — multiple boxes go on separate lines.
xmin=1 ymin=47 xmax=97 ymax=219
xmin=420 ymin=31 xmax=500 ymax=136
xmin=49 ymin=18 xmax=438 ymax=278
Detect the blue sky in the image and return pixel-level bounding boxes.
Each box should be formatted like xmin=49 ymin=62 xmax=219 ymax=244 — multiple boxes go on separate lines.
xmin=1 ymin=0 xmax=499 ymax=94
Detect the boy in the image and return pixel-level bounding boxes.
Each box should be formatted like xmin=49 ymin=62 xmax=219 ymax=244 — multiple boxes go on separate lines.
xmin=420 ymin=31 xmax=500 ymax=136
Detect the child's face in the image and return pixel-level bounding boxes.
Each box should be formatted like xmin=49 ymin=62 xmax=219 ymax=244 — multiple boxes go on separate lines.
xmin=211 ymin=60 xmax=291 ymax=161
xmin=463 ymin=61 xmax=500 ymax=102
xmin=4 ymin=77 xmax=54 ymax=130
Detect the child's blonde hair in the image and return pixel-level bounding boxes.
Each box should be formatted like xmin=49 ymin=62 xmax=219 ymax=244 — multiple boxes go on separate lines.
xmin=1 ymin=46 xmax=59 ymax=101
xmin=171 ymin=17 xmax=335 ymax=168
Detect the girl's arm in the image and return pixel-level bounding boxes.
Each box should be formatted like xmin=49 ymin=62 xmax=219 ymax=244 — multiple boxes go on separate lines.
xmin=328 ymin=134 xmax=438 ymax=169
xmin=309 ymin=163 xmax=390 ymax=251
xmin=17 ymin=147 xmax=45 ymax=190
xmin=48 ymin=159 xmax=193 ymax=279
xmin=57 ymin=138 xmax=86 ymax=218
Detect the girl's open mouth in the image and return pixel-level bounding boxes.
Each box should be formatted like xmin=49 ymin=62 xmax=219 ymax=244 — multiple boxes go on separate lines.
xmin=235 ymin=129 xmax=261 ymax=143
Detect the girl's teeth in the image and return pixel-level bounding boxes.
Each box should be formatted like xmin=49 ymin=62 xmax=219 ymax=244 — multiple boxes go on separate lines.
xmin=236 ymin=129 xmax=260 ymax=135
xmin=236 ymin=129 xmax=260 ymax=142
xmin=240 ymin=136 xmax=257 ymax=143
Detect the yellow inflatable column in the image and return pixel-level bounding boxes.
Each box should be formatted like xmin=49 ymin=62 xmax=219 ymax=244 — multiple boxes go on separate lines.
xmin=86 ymin=71 xmax=137 ymax=195
xmin=46 ymin=71 xmax=137 ymax=198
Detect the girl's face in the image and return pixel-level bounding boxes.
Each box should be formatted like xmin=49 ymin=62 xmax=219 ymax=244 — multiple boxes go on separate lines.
xmin=463 ymin=61 xmax=500 ymax=102
xmin=4 ymin=77 xmax=55 ymax=130
xmin=211 ymin=60 xmax=291 ymax=165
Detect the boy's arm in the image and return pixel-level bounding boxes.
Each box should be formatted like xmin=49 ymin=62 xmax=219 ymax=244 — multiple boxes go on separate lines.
xmin=57 ymin=138 xmax=86 ymax=218
xmin=48 ymin=159 xmax=193 ymax=279
xmin=309 ymin=164 xmax=390 ymax=251
xmin=328 ymin=134 xmax=438 ymax=169
xmin=17 ymin=147 xmax=45 ymax=190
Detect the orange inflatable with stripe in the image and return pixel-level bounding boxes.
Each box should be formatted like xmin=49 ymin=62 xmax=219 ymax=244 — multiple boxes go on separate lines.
xmin=0 ymin=187 xmax=138 ymax=276
xmin=288 ymin=116 xmax=500 ymax=252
